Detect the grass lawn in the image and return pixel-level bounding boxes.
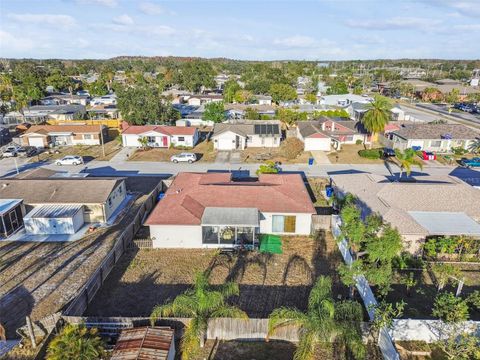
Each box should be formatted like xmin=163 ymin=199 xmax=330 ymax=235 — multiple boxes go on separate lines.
xmin=378 ymin=263 xmax=480 ymax=320
xmin=35 ymin=139 xmax=122 ymax=162
xmin=195 ymin=340 xmax=383 ymax=360
xmin=327 ymin=144 xmax=385 ymax=164
xmin=241 ymin=147 xmax=312 ymax=164
xmin=85 ymin=231 xmax=348 ymax=318
xmin=128 ymin=140 xmax=217 ymax=162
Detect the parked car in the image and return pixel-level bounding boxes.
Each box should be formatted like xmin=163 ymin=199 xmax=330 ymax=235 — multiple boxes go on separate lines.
xmin=461 ymin=157 xmax=480 ymax=168
xmin=17 ymin=146 xmax=38 ymax=157
xmin=170 ymin=152 xmax=197 ymax=163
xmin=55 ymin=155 xmax=84 ymax=166
xmin=383 ymin=148 xmax=396 ymax=158
xmin=422 ymin=151 xmax=436 ymax=161
xmin=2 ymin=145 xmax=21 ymax=158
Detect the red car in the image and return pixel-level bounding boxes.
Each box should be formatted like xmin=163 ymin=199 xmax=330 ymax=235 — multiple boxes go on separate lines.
xmin=422 ymin=151 xmax=436 ymax=160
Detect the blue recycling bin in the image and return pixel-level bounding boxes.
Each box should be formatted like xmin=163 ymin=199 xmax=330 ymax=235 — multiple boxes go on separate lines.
xmin=308 ymin=157 xmax=314 ymax=166
xmin=157 ymin=192 xmax=165 ymax=201
xmin=326 ymin=186 xmax=333 ymax=198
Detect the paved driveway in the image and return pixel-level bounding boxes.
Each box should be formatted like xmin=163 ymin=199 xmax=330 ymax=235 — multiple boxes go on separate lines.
xmin=215 ymin=151 xmax=230 ymax=163
xmin=215 ymin=151 xmax=242 ymax=164
xmin=310 ymin=151 xmax=331 ymax=165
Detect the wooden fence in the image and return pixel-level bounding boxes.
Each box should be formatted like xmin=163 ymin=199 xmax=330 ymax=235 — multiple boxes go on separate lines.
xmin=63 ymin=182 xmax=164 ymax=316
xmin=311 ymin=214 xmax=331 ymax=232
xmin=46 ymin=118 xmax=121 ymax=129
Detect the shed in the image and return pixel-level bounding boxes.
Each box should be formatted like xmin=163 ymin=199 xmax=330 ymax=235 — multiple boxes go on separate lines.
xmin=110 ymin=327 xmax=175 ymax=360
xmin=0 ymin=199 xmax=25 ymax=237
xmin=24 ymin=204 xmax=84 ymax=235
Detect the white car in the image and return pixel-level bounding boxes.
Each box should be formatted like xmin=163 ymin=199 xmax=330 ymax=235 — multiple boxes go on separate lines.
xmin=170 ymin=152 xmax=197 ymax=163
xmin=2 ymin=148 xmax=18 ymax=158
xmin=55 ymin=155 xmax=84 ymax=166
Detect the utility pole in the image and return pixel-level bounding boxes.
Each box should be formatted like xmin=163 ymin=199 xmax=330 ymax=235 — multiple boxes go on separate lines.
xmin=99 ymin=123 xmax=105 ymax=158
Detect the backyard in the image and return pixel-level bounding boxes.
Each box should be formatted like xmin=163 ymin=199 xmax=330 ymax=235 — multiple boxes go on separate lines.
xmin=128 ymin=139 xmax=217 ymax=162
xmin=34 ymin=139 xmax=122 ymax=162
xmin=0 ymin=176 xmax=163 ymax=339
xmin=85 ymin=231 xmax=348 ymax=318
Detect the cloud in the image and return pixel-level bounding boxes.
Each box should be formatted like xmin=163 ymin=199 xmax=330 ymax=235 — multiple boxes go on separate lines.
xmin=346 ymin=17 xmax=442 ymax=32
xmin=0 ymin=30 xmax=35 ymax=52
xmin=112 ymin=14 xmax=134 ymax=26
xmin=139 ymin=2 xmax=164 ymax=15
xmin=423 ymin=0 xmax=480 ymax=18
xmin=75 ymin=0 xmax=117 ymax=7
xmin=274 ymin=35 xmax=317 ymax=48
xmin=453 ymin=24 xmax=480 ymax=31
xmin=7 ymin=13 xmax=76 ymax=28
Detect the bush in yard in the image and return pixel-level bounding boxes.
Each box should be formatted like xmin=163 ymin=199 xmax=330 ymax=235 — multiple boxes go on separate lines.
xmin=256 ymin=161 xmax=279 ymax=175
xmin=47 ymin=324 xmax=105 ymax=360
xmin=280 ymin=138 xmax=304 ymax=159
xmin=358 ymin=148 xmax=382 ymax=159
xmin=355 ymin=139 xmax=363 ymax=145
xmin=467 ymin=290 xmax=480 ymax=310
xmin=432 ymin=292 xmax=469 ymax=323
xmin=451 ymin=146 xmax=468 ymax=156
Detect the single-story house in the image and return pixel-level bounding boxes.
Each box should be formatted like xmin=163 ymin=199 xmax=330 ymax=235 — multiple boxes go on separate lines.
xmin=39 ymin=94 xmax=90 ymax=106
xmin=2 ymin=104 xmax=86 ymax=125
xmin=255 ymin=95 xmax=273 ymax=105
xmin=111 ymin=327 xmax=175 ymax=360
xmin=225 ymin=104 xmax=276 ymax=120
xmin=186 ymin=94 xmax=223 ymax=106
xmin=121 ymin=124 xmax=199 ymax=148
xmin=211 ymin=120 xmax=282 ymax=150
xmin=91 ymin=94 xmax=117 ymax=106
xmin=331 ymin=173 xmax=480 ymax=254
xmin=145 ymin=172 xmax=316 ymax=248
xmin=296 ymin=117 xmax=370 ymax=151
xmin=388 ymin=124 xmax=480 ymax=153
xmin=20 ymin=124 xmax=106 ymax=147
xmin=0 ymin=177 xmax=127 ymax=226
xmin=319 ymin=94 xmax=372 ymax=107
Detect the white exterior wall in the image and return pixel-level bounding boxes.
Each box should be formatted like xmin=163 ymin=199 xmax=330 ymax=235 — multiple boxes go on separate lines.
xmin=122 ymin=133 xmax=170 ymax=148
xmin=247 ymin=135 xmax=280 ymax=148
xmin=104 ymin=182 xmax=127 ymax=221
xmin=213 ymin=131 xmax=245 ymax=150
xmin=72 ymin=135 xmax=101 ymax=146
xmin=304 ymin=137 xmax=331 ymax=151
xmin=24 ymin=207 xmax=84 ymax=235
xmin=260 ymin=212 xmax=312 ymax=235
xmin=150 ymin=225 xmax=203 ymax=248
xmin=171 ymin=132 xmax=198 ymax=148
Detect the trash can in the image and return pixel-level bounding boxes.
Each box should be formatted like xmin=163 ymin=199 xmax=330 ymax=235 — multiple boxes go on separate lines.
xmin=326 ymin=186 xmax=333 ymax=198
xmin=308 ymin=157 xmax=314 ymax=166
xmin=157 ymin=192 xmax=165 ymax=201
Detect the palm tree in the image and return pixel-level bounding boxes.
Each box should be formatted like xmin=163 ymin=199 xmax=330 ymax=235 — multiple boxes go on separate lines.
xmin=150 ymin=271 xmax=248 ymax=360
xmin=395 ymin=148 xmax=423 ymax=178
xmin=46 ymin=324 xmax=105 ymax=360
xmin=468 ymin=138 xmax=480 ymax=154
xmin=268 ymin=276 xmax=365 ymax=360
xmin=361 ymin=96 xmax=392 ymax=148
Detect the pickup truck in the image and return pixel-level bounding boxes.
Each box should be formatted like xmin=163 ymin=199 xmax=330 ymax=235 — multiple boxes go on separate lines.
xmin=461 ymin=157 xmax=480 ymax=168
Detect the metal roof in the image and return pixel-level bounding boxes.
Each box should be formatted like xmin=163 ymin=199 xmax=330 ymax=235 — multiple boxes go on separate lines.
xmin=0 ymin=199 xmax=22 ymax=215
xmin=110 ymin=327 xmax=174 ymax=360
xmin=408 ymin=211 xmax=480 ymax=236
xmin=201 ymin=207 xmax=259 ymax=226
xmin=24 ymin=204 xmax=83 ymax=219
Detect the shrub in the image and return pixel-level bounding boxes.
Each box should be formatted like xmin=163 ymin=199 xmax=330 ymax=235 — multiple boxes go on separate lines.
xmin=358 ymin=148 xmax=382 ymax=159
xmin=452 ymin=146 xmax=468 ymax=156
xmin=256 ymin=161 xmax=279 ymax=175
xmin=47 ymin=324 xmax=105 ymax=360
xmin=280 ymin=138 xmax=304 ymax=159
xmin=356 ymin=139 xmax=363 ymax=145
xmin=432 ymin=292 xmax=469 ymax=323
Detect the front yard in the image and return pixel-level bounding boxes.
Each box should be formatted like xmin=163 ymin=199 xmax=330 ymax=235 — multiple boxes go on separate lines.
xmin=35 ymin=139 xmax=122 ymax=162
xmin=128 ymin=140 xmax=217 ymax=162
xmin=85 ymin=231 xmax=347 ymax=318
xmin=241 ymin=147 xmax=312 ymax=164
xmin=327 ymin=144 xmax=385 ymax=164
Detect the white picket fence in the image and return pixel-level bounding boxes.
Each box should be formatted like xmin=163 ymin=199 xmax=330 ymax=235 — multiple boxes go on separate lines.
xmin=332 ymin=215 xmax=400 ymax=360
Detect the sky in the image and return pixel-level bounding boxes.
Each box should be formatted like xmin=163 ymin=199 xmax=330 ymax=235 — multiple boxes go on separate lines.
xmin=0 ymin=0 xmax=479 ymax=60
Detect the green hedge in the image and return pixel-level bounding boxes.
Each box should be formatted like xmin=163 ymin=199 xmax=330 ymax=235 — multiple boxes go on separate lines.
xmin=358 ymin=148 xmax=382 ymax=159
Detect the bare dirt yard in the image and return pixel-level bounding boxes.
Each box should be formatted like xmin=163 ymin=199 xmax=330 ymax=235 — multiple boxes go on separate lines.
xmin=35 ymin=139 xmax=122 ymax=162
xmin=85 ymin=231 xmax=347 ymax=318
xmin=128 ymin=140 xmax=217 ymax=163
xmin=241 ymin=147 xmax=312 ymax=164
xmin=0 ymin=176 xmax=163 ymax=339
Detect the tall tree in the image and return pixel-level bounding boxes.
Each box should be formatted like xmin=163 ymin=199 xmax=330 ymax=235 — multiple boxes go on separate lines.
xmin=202 ymin=101 xmax=226 ymax=123
xmin=268 ymin=276 xmax=365 ymax=360
xmin=223 ymin=79 xmax=241 ymax=103
xmin=150 ymin=272 xmax=247 ymax=360
xmin=394 ymin=148 xmax=424 ymax=178
xmin=269 ymin=83 xmax=297 ymax=104
xmin=361 ymin=96 xmax=392 ymax=147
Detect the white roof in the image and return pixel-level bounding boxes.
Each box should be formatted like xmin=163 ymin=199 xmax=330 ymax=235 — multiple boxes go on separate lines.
xmin=408 ymin=211 xmax=480 ymax=236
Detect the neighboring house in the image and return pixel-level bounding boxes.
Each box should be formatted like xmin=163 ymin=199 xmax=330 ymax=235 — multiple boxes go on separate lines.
xmin=121 ymin=124 xmax=199 ymax=148
xmin=39 ymin=94 xmax=90 ymax=106
xmin=318 ymin=94 xmax=372 ymax=107
xmin=2 ymin=105 xmax=86 ymax=125
xmin=296 ymin=117 xmax=370 ymax=151
xmin=331 ymin=173 xmax=480 ymax=254
xmin=111 ymin=327 xmax=175 ymax=360
xmin=91 ymin=94 xmax=117 ymax=106
xmin=175 ymin=119 xmax=214 ymax=127
xmin=211 ymin=120 xmax=282 ymax=150
xmin=390 ymin=105 xmax=438 ymax=123
xmin=145 ymin=172 xmax=316 ymax=248
xmin=20 ymin=125 xmax=105 ymax=148
xmin=186 ymin=94 xmax=223 ymax=106
xmin=255 ymin=95 xmax=273 ymax=106
xmin=225 ymin=104 xmax=276 ymax=119
xmin=87 ymin=105 xmax=120 ymax=119
xmin=388 ymin=124 xmax=480 ymax=153
xmin=0 ymin=177 xmax=127 ymax=234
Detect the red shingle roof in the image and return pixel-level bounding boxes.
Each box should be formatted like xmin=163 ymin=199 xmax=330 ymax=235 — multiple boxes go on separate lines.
xmin=122 ymin=125 xmax=196 ymax=136
xmin=146 ymin=172 xmax=316 ymax=226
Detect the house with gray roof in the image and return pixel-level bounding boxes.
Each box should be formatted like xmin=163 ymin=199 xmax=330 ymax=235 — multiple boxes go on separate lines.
xmin=296 ymin=117 xmax=370 ymax=151
xmin=389 ymin=123 xmax=480 ymax=153
xmin=211 ymin=120 xmax=282 ymax=150
xmin=331 ymin=173 xmax=480 ymax=254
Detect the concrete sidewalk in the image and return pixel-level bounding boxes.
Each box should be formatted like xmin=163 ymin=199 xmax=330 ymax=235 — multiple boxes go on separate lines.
xmin=110 ymin=146 xmax=136 ymax=162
